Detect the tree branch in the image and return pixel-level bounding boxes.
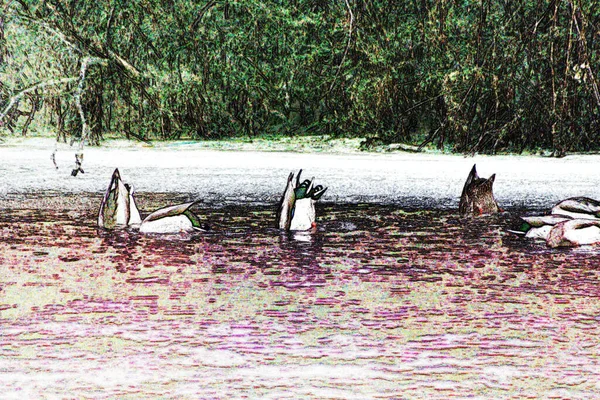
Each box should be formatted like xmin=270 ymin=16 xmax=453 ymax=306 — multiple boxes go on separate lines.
xmin=0 ymin=77 xmax=77 ymax=122
xmin=568 ymin=2 xmax=600 ymax=109
xmin=327 ymin=0 xmax=354 ymax=95
xmin=71 ymin=56 xmax=106 ymax=176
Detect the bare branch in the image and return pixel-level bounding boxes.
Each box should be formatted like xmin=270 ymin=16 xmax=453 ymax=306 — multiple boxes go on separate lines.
xmin=71 ymin=56 xmax=106 ymax=176
xmin=327 ymin=0 xmax=354 ymax=95
xmin=568 ymin=2 xmax=600 ymax=109
xmin=0 ymin=77 xmax=77 ymax=122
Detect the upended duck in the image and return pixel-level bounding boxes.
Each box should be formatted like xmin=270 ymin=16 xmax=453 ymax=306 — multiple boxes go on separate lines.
xmin=277 ymin=169 xmax=327 ymax=231
xmin=459 ymin=164 xmax=500 ymax=216
xmin=98 ymin=169 xmax=205 ymax=234
xmin=98 ymin=168 xmax=142 ymax=229
xmin=512 ymin=197 xmax=600 ymax=247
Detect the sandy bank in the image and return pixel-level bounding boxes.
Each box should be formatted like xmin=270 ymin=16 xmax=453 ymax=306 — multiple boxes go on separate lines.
xmin=1 ymin=137 xmax=599 ymax=209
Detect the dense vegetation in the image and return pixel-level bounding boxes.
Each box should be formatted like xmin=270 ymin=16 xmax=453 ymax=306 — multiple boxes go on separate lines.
xmin=1 ymin=1 xmax=599 ymax=155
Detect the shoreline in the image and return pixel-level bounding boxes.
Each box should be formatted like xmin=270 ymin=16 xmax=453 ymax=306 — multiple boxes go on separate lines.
xmin=1 ymin=137 xmax=600 ymax=210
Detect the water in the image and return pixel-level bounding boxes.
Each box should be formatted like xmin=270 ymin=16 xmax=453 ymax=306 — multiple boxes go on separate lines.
xmin=1 ymin=193 xmax=599 ymax=399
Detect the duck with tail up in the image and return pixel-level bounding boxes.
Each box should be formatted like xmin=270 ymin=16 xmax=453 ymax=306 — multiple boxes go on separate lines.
xmin=277 ymin=169 xmax=327 ymax=231
xmin=98 ymin=169 xmax=206 ymax=234
xmin=459 ymin=164 xmax=500 ymax=217
xmin=512 ymin=197 xmax=600 ymax=247
xmin=98 ymin=168 xmax=142 ymax=229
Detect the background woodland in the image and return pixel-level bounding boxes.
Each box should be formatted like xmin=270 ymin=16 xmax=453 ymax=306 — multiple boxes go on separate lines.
xmin=1 ymin=0 xmax=599 ymax=155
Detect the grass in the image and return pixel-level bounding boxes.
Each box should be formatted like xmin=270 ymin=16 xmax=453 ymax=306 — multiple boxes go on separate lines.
xmin=1 ymin=122 xmax=446 ymax=154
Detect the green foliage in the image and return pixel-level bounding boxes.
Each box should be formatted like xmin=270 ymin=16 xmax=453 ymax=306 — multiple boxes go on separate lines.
xmin=1 ymin=0 xmax=599 ymax=154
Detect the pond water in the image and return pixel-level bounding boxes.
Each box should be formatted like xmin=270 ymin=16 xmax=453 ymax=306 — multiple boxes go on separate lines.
xmin=1 ymin=194 xmax=600 ymax=399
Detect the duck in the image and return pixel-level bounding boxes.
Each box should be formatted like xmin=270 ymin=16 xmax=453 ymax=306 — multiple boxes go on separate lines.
xmin=546 ymin=218 xmax=600 ymax=248
xmin=98 ymin=168 xmax=142 ymax=229
xmin=459 ymin=164 xmax=500 ymax=216
xmin=509 ymin=214 xmax=573 ymax=240
xmin=512 ymin=197 xmax=600 ymax=240
xmin=550 ymin=197 xmax=600 ymax=220
xmin=139 ymin=201 xmax=206 ymax=234
xmin=277 ymin=169 xmax=327 ymax=231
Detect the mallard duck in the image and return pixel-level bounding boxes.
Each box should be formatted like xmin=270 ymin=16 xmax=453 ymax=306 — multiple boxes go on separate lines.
xmin=512 ymin=197 xmax=600 ymax=246
xmin=277 ymin=169 xmax=327 ymax=231
xmin=98 ymin=168 xmax=142 ymax=229
xmin=139 ymin=201 xmax=206 ymax=234
xmin=546 ymin=218 xmax=600 ymax=248
xmin=550 ymin=197 xmax=600 ymax=220
xmin=510 ymin=214 xmax=573 ymax=240
xmin=459 ymin=164 xmax=500 ymax=216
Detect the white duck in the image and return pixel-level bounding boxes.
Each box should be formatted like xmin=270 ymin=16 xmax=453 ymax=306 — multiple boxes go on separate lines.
xmin=511 ymin=214 xmax=573 ymax=240
xmin=513 ymin=197 xmax=600 ymax=245
xmin=550 ymin=197 xmax=600 ymax=220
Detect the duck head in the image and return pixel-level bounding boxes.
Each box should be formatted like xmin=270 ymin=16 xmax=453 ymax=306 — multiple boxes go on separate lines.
xmin=98 ymin=168 xmax=141 ymax=229
xmin=546 ymin=218 xmax=600 ymax=248
xmin=459 ymin=164 xmax=499 ymax=216
xmin=277 ymin=169 xmax=327 ymax=231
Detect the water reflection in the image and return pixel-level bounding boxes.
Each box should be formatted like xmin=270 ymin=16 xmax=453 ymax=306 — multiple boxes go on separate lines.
xmin=1 ymin=197 xmax=600 ymax=398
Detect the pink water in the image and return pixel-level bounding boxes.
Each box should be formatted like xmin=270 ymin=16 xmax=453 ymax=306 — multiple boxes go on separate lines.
xmin=1 ymin=194 xmax=599 ymax=398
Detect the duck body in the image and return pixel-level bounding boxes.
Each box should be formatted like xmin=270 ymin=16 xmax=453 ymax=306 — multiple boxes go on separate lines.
xmin=546 ymin=219 xmax=600 ymax=248
xmin=139 ymin=202 xmax=204 ymax=234
xmin=277 ymin=169 xmax=327 ymax=231
xmin=459 ymin=164 xmax=499 ymax=216
xmin=289 ymin=197 xmax=316 ymax=231
xmin=513 ymin=198 xmax=600 ymax=247
xmin=98 ymin=168 xmax=142 ymax=229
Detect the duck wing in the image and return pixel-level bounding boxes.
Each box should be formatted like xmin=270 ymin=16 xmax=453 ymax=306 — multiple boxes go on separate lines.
xmin=143 ymin=201 xmax=197 ymax=223
xmin=521 ymin=214 xmax=573 ymax=227
xmin=98 ymin=168 xmax=130 ymax=228
xmin=277 ymin=172 xmax=296 ymax=230
xmin=553 ymin=197 xmax=600 ymax=217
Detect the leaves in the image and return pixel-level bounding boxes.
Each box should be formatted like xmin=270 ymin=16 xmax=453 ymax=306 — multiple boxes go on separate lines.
xmin=1 ymin=0 xmax=599 ymax=154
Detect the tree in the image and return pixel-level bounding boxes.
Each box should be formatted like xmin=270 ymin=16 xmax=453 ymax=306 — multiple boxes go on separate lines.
xmin=1 ymin=0 xmax=599 ymax=157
